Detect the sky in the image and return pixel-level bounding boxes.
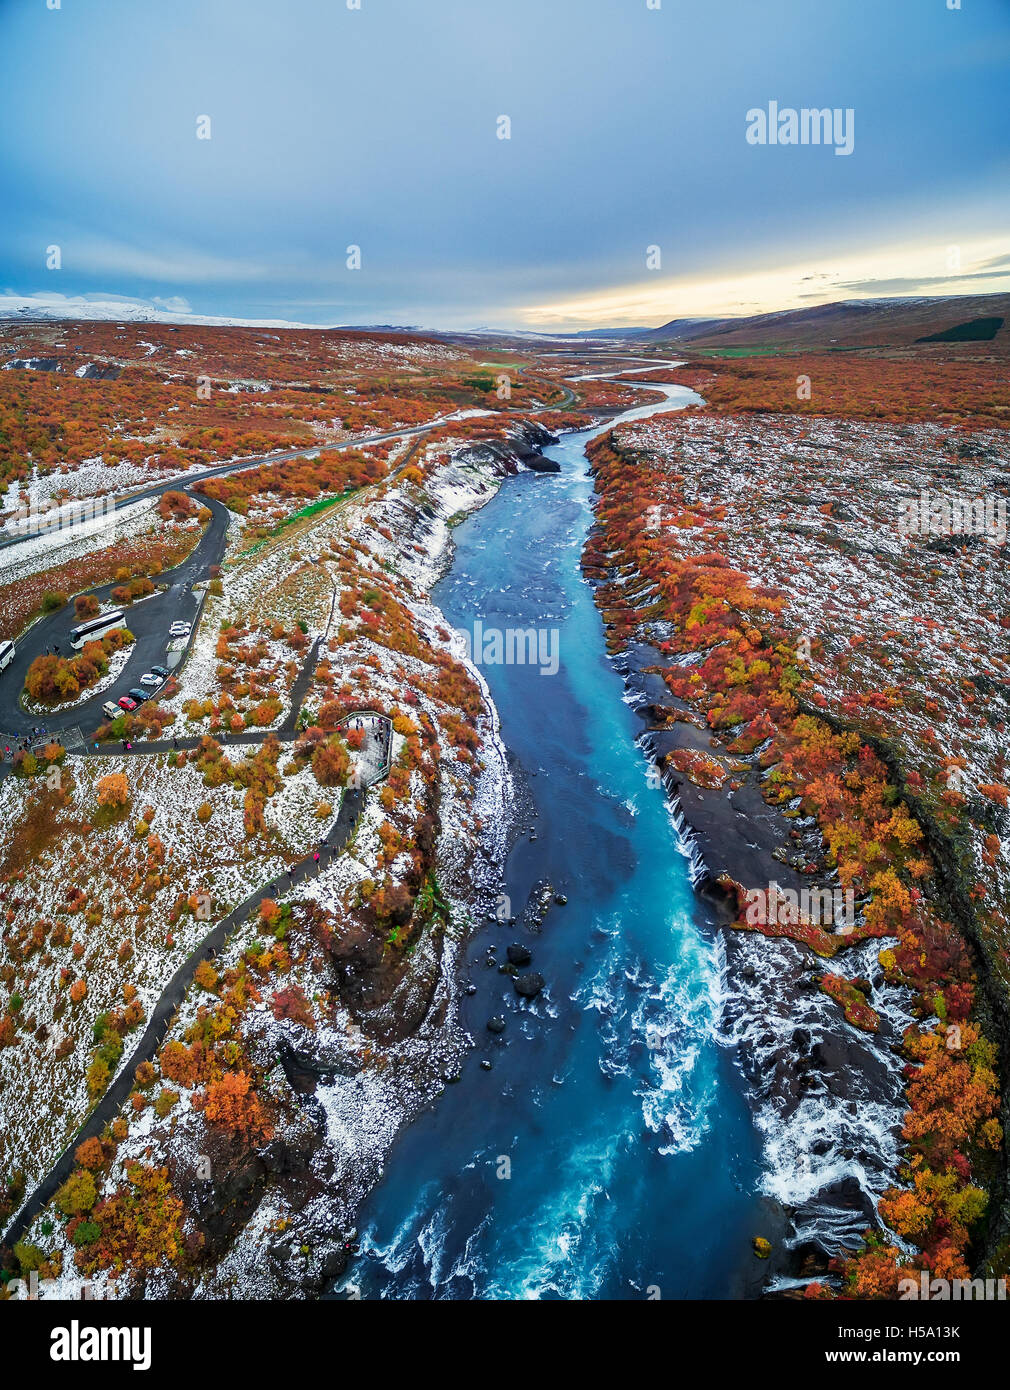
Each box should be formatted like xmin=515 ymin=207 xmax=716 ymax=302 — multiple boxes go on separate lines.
xmin=1 ymin=0 xmax=1009 ymax=331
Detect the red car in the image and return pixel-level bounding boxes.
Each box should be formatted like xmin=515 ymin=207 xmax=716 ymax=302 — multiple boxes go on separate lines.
xmin=118 ymin=695 xmax=138 ymax=712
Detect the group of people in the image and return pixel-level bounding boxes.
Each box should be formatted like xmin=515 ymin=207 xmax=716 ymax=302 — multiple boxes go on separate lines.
xmin=4 ymin=739 xmax=43 ymax=759
xmin=1 ymin=725 xmax=55 ymax=760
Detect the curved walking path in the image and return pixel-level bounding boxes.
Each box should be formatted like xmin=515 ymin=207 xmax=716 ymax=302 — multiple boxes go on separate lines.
xmin=0 ymin=711 xmax=393 ymax=1253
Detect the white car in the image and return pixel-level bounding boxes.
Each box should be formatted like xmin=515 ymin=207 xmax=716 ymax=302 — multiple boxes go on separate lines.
xmin=139 ymin=672 xmax=162 ymax=688
xmin=101 ymin=700 xmax=121 ymax=720
xmin=168 ymin=621 xmax=192 ymax=637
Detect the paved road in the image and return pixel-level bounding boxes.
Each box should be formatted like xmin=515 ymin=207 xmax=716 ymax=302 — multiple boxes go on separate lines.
xmin=0 ymin=422 xmax=427 ymax=740
xmin=0 ymin=494 xmax=232 ymax=740
xmin=0 ymin=413 xmax=479 ymax=558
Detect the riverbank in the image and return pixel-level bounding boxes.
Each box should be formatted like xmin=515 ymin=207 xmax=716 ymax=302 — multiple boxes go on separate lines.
xmin=581 ymin=403 xmax=1006 ymax=1295
xmin=0 ymin=417 xmax=562 ymax=1300
xmin=602 ymin=634 xmax=916 ymax=1290
xmin=328 ymin=380 xmax=770 ymax=1301
xmin=182 ymin=418 xmax=563 ymax=1297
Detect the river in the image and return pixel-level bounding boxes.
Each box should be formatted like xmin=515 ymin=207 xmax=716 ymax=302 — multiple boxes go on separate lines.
xmin=330 ymin=380 xmax=778 ymax=1299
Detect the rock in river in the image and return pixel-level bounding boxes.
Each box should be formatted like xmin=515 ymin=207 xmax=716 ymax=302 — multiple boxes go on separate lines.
xmin=513 ymin=972 xmax=545 ymax=999
xmin=506 ymin=943 xmax=532 ymax=966
xmin=487 ymin=1015 xmax=507 ymax=1034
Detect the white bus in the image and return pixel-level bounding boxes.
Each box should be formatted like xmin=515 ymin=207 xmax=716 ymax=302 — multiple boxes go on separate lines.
xmin=0 ymin=639 xmax=14 ymax=673
xmin=69 ymin=609 xmax=126 ymax=651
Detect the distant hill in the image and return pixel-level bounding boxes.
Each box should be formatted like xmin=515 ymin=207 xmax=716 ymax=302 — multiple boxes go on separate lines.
xmin=916 ymin=315 xmax=1004 ymax=343
xmin=642 ymin=295 xmax=1010 ymax=350
xmin=567 ymin=326 xmax=653 ymax=339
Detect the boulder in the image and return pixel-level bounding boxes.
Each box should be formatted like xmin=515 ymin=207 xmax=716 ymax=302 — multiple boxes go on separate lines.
xmin=513 ymin=972 xmax=545 ymax=999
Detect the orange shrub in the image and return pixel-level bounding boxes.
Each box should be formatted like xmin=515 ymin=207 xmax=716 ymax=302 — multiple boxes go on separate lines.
xmin=97 ymin=773 xmax=129 ymax=807
xmin=200 ymin=1070 xmax=273 ymax=1142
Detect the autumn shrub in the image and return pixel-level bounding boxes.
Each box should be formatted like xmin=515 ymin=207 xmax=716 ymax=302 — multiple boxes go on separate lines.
xmin=194 ymin=960 xmax=219 ymax=992
xmin=13 ymin=1240 xmax=45 ymax=1271
xmin=160 ymin=1040 xmax=204 ymax=1088
xmin=154 ymin=1088 xmax=179 ymax=1119
xmin=81 ymin=1162 xmax=187 ymax=1274
xmin=74 ymin=1137 xmax=106 ymax=1170
xmin=96 ymin=773 xmax=129 ymax=808
xmin=72 ymin=1221 xmax=101 ymax=1247
xmin=74 ymin=593 xmax=100 ymax=619
xmin=55 ymin=1169 xmax=97 ymax=1216
xmin=11 ymin=750 xmax=38 ymax=777
xmin=200 ymin=1070 xmax=273 ymax=1142
xmin=312 ymin=735 xmax=350 ymax=787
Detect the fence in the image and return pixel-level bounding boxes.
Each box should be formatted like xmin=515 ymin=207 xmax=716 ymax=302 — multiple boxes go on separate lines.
xmin=337 ymin=711 xmax=392 ymax=785
xmin=0 ymin=725 xmax=86 ymax=761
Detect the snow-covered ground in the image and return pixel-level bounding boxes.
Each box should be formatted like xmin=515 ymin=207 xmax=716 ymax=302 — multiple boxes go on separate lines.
xmin=5 ymin=419 xmax=539 ymax=1295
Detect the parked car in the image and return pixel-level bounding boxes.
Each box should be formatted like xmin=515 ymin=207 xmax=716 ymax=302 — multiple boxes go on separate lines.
xmin=101 ymin=700 xmax=121 ymax=720
xmin=139 ymin=672 xmax=162 ymax=688
xmin=169 ymin=621 xmax=192 ymax=637
xmin=150 ymin=665 xmax=170 ymax=679
xmin=118 ymin=696 xmax=138 ymax=712
xmin=128 ymin=688 xmax=149 ymax=704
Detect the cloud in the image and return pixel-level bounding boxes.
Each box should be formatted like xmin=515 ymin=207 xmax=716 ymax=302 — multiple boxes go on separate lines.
xmin=151 ymin=295 xmax=193 ymax=313
xmin=833 ymin=270 xmax=1010 ymax=294
xmin=67 ymin=238 xmax=269 ymax=286
xmin=0 ymin=291 xmax=320 ymax=329
xmin=519 ymin=233 xmax=1010 ymax=329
